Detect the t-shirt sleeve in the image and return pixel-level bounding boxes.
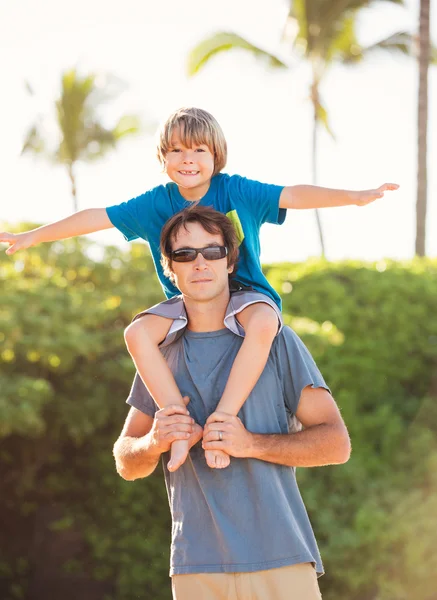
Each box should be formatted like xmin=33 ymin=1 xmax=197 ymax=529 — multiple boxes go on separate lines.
xmin=232 ymin=175 xmax=286 ymax=227
xmin=275 ymin=327 xmax=331 ymax=415
xmin=106 ymin=192 xmax=149 ymax=242
xmin=126 ymin=372 xmax=157 ymax=417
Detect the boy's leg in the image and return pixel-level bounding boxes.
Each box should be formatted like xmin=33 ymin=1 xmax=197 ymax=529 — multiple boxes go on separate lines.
xmin=205 ymin=302 xmax=278 ymax=469
xmin=124 ymin=313 xmax=189 ymax=472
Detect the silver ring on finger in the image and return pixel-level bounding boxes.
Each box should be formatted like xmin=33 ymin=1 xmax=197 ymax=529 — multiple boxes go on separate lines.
xmin=218 ymin=431 xmax=223 ymax=442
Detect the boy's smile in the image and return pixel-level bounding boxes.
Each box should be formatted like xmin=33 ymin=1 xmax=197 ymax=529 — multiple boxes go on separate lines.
xmin=164 ymin=130 xmax=215 ymax=201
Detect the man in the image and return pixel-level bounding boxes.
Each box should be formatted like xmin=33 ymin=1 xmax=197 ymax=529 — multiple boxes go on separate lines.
xmin=113 ymin=206 xmax=351 ymax=600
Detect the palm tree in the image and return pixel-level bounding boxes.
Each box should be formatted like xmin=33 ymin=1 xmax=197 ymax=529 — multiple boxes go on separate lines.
xmin=187 ymin=0 xmax=411 ymax=257
xmin=22 ymin=69 xmax=141 ymax=212
xmin=416 ymin=0 xmax=431 ymax=256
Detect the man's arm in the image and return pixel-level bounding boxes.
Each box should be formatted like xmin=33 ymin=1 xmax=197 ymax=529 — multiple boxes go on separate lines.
xmin=279 ymin=183 xmax=399 ymax=210
xmin=114 ymin=401 xmax=202 ymax=481
xmin=0 ymin=208 xmax=113 ymax=255
xmin=202 ymin=386 xmax=351 ymax=468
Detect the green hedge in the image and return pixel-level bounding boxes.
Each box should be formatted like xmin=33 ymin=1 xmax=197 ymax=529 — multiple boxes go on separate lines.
xmin=0 ymin=235 xmax=436 ymax=600
xmin=266 ymin=258 xmax=437 ymax=600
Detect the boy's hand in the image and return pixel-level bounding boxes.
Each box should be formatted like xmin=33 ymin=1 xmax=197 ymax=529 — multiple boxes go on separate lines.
xmin=0 ymin=231 xmax=34 ymax=255
xmin=353 ymin=183 xmax=399 ymax=207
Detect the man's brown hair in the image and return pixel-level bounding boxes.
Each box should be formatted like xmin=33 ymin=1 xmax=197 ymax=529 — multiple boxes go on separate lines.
xmin=160 ymin=206 xmax=239 ymax=284
xmin=157 ymin=107 xmax=227 ymax=176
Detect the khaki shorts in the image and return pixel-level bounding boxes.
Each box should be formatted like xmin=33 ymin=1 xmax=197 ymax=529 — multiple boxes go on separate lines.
xmin=171 ymin=563 xmax=322 ymax=600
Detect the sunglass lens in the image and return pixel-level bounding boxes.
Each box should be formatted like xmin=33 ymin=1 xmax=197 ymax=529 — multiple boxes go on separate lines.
xmin=203 ymin=247 xmax=225 ymax=260
xmin=173 ymin=249 xmax=197 ymax=262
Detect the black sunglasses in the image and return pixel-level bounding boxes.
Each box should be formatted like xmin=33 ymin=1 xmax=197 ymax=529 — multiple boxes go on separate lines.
xmin=171 ymin=246 xmax=228 ymax=263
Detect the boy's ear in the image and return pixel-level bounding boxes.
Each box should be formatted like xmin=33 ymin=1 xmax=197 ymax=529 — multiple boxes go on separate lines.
xmin=227 ymin=264 xmax=234 ymax=274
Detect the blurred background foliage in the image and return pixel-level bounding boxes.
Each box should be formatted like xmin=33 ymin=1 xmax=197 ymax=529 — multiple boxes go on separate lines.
xmin=0 ymin=234 xmax=436 ymax=599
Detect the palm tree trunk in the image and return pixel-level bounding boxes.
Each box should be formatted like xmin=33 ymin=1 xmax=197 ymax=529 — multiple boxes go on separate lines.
xmin=67 ymin=162 xmax=78 ymax=213
xmin=416 ymin=0 xmax=430 ymax=256
xmin=311 ymin=80 xmax=326 ymax=258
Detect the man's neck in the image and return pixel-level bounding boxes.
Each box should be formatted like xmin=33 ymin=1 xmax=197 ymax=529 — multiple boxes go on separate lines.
xmin=184 ymin=290 xmax=229 ymax=333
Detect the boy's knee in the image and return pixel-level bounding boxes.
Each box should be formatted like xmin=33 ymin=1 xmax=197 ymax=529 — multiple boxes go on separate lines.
xmin=124 ymin=318 xmax=145 ymax=351
xmin=243 ymin=304 xmax=279 ymax=343
xmin=124 ymin=314 xmax=173 ymax=351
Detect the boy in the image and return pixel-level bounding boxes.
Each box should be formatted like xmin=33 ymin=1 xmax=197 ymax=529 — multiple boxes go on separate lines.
xmin=0 ymin=107 xmax=398 ymax=471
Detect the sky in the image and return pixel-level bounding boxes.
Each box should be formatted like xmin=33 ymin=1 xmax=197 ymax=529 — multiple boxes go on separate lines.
xmin=0 ymin=0 xmax=436 ymax=263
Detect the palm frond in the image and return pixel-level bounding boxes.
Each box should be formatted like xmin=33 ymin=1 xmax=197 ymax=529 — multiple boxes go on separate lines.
xmin=77 ymin=115 xmax=140 ymax=162
xmin=113 ymin=115 xmax=141 ymax=140
xmin=315 ymin=98 xmax=335 ymax=139
xmin=288 ymin=0 xmax=407 ymax=62
xmin=187 ymin=32 xmax=287 ymax=76
xmin=324 ymin=14 xmax=363 ymax=64
xmin=360 ymin=31 xmax=413 ymax=60
xmin=82 ymin=124 xmax=117 ymax=161
xmin=21 ymin=125 xmax=46 ymax=156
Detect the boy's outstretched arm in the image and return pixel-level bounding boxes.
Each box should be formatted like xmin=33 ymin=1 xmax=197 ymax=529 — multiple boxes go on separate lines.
xmin=0 ymin=208 xmax=113 ymax=255
xmin=279 ymin=183 xmax=399 ymax=210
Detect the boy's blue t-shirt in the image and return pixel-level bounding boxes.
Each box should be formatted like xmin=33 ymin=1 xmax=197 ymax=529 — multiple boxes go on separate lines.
xmin=106 ymin=173 xmax=286 ymax=308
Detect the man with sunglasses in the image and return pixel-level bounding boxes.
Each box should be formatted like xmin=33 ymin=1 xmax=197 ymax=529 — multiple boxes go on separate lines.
xmin=113 ymin=206 xmax=351 ymax=600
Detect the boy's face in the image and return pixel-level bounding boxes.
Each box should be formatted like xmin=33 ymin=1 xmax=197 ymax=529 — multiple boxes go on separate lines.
xmin=164 ymin=128 xmax=215 ymax=201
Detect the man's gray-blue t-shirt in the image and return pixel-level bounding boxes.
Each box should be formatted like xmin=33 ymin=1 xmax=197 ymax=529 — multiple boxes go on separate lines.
xmin=106 ymin=173 xmax=286 ymax=308
xmin=127 ymin=325 xmax=329 ymax=577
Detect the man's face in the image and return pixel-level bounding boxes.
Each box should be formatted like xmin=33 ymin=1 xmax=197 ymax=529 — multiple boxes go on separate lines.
xmin=164 ymin=128 xmax=215 ymax=198
xmin=169 ymin=222 xmax=233 ymax=303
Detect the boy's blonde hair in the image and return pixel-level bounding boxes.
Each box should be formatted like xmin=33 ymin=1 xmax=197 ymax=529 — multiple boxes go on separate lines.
xmin=157 ymin=107 xmax=227 ymax=176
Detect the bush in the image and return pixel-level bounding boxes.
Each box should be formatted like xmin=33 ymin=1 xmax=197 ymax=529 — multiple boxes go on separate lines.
xmin=1 ymin=237 xmax=436 ymax=600
xmin=266 ymin=258 xmax=437 ymax=600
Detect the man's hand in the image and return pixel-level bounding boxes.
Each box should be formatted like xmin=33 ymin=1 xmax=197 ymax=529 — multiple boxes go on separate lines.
xmin=202 ymin=411 xmax=254 ymax=459
xmin=353 ymin=183 xmax=399 ymax=206
xmin=0 ymin=231 xmax=35 ymax=255
xmin=151 ymin=398 xmax=202 ymax=454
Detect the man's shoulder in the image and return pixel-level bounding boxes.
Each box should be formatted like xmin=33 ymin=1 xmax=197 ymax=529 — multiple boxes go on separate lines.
xmin=275 ymin=325 xmax=297 ymax=344
xmin=272 ymin=326 xmax=306 ymax=358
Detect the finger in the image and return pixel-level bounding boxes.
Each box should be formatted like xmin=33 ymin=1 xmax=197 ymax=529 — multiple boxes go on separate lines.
xmin=156 ymin=405 xmax=190 ymax=417
xmin=204 ymin=422 xmax=232 ymax=434
xmin=182 ymin=396 xmax=190 ymax=406
xmin=0 ymin=233 xmax=15 ymax=244
xmin=378 ymin=183 xmax=399 ymax=192
xmin=5 ymin=245 xmax=17 ymax=255
xmin=202 ymin=431 xmax=226 ymax=443
xmin=189 ymin=425 xmax=204 ymax=448
xmin=156 ymin=415 xmax=194 ymax=429
xmin=205 ymin=412 xmax=220 ymax=424
xmin=161 ymin=423 xmax=194 ymax=433
xmin=205 ymin=411 xmax=234 ymax=423
xmin=165 ymin=431 xmax=192 ymax=443
xmin=202 ymin=441 xmax=229 ymax=452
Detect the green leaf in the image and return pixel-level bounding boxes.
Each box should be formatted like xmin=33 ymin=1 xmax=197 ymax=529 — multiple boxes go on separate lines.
xmin=315 ymin=98 xmax=335 ymax=139
xmin=187 ymin=31 xmax=287 ymax=76
xmin=21 ymin=125 xmax=46 ymax=156
xmin=361 ymin=30 xmax=413 ymax=59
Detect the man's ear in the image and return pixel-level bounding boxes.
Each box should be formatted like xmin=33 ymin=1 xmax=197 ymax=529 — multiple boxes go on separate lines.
xmin=227 ymin=264 xmax=234 ymax=274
